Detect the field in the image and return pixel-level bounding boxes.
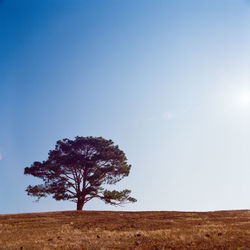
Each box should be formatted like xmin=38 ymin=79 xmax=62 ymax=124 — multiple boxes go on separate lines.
xmin=1 ymin=210 xmax=250 ymax=249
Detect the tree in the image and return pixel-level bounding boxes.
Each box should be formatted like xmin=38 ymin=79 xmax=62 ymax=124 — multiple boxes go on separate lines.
xmin=24 ymin=136 xmax=136 ymax=210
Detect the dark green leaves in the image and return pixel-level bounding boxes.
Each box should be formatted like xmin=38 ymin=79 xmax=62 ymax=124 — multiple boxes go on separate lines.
xmin=24 ymin=136 xmax=136 ymax=210
xmin=103 ymin=189 xmax=137 ymax=205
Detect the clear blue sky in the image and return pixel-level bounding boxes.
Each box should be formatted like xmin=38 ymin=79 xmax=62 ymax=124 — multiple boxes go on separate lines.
xmin=1 ymin=0 xmax=250 ymax=214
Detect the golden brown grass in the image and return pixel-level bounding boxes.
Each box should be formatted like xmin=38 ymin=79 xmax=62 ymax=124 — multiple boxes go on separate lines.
xmin=1 ymin=210 xmax=250 ymax=249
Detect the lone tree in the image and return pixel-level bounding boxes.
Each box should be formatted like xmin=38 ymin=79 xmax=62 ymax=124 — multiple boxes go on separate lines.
xmin=24 ymin=136 xmax=136 ymax=210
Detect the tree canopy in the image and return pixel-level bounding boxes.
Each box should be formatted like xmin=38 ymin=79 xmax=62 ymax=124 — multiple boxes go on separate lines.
xmin=24 ymin=136 xmax=136 ymax=210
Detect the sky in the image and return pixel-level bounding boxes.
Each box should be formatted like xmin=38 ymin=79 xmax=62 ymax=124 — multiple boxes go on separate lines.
xmin=1 ymin=0 xmax=250 ymax=214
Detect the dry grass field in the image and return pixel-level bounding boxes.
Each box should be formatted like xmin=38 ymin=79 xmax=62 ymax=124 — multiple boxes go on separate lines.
xmin=1 ymin=210 xmax=250 ymax=249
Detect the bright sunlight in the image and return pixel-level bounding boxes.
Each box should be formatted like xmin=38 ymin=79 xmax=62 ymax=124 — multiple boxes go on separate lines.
xmin=237 ymin=91 xmax=250 ymax=106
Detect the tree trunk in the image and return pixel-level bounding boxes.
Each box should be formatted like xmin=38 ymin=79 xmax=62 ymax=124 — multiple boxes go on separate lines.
xmin=76 ymin=199 xmax=84 ymax=210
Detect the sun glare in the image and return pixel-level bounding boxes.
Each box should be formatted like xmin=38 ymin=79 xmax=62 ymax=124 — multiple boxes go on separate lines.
xmin=238 ymin=91 xmax=250 ymax=106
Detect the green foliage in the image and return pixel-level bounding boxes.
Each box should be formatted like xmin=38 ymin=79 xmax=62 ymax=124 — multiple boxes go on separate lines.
xmin=103 ymin=189 xmax=137 ymax=205
xmin=24 ymin=136 xmax=136 ymax=210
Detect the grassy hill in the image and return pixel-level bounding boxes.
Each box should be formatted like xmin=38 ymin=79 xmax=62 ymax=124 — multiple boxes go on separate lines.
xmin=1 ymin=210 xmax=250 ymax=249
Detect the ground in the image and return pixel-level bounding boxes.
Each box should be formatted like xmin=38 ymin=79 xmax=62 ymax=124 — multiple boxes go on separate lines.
xmin=1 ymin=210 xmax=250 ymax=249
